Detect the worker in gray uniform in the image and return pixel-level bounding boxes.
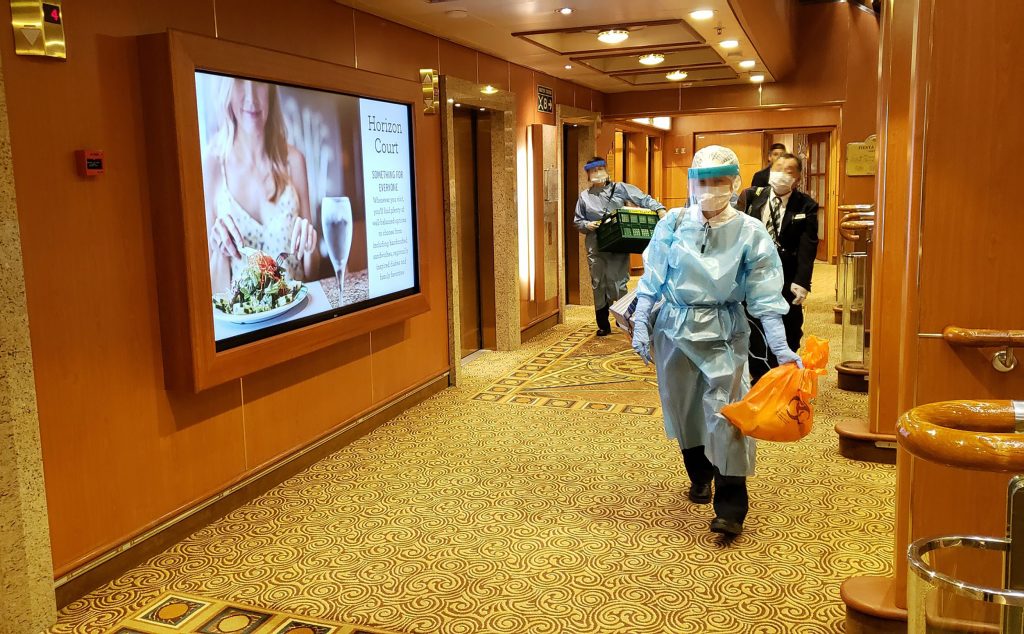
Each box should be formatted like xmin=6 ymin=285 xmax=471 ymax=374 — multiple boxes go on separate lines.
xmin=573 ymin=156 xmax=666 ymax=336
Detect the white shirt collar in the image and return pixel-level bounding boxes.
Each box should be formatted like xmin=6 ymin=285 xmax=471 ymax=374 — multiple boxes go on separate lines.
xmin=770 ymin=188 xmax=793 ymax=207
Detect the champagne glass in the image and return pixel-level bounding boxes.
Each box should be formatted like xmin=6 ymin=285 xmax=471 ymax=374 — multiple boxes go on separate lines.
xmin=321 ymin=196 xmax=353 ymax=305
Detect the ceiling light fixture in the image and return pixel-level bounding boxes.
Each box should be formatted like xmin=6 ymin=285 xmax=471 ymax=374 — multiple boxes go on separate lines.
xmin=447 ymin=98 xmax=454 ymax=104
xmin=719 ymin=39 xmax=739 ymax=49
xmin=564 ymin=64 xmax=573 ymax=70
xmin=689 ymin=9 xmax=714 ymax=20
xmin=446 ymin=9 xmax=468 ymax=19
xmin=638 ymin=53 xmax=665 ymax=66
xmin=557 ymin=7 xmax=573 ymax=15
xmin=481 ymin=85 xmax=498 ymax=95
xmin=750 ymin=73 xmax=765 ymax=83
xmin=739 ymin=59 xmax=756 ymax=69
xmin=665 ymin=70 xmax=688 ymax=81
xmin=480 ymin=107 xmax=486 ymax=111
xmin=454 ymin=103 xmax=462 ymax=107
xmin=597 ymin=29 xmax=629 ymax=44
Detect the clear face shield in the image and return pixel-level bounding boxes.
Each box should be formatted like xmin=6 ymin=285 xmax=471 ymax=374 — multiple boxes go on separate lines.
xmin=584 ymin=159 xmax=609 ymax=185
xmin=688 ymin=163 xmax=740 ymax=214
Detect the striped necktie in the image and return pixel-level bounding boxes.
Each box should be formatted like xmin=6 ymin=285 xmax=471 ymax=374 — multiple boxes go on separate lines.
xmin=768 ymin=195 xmax=782 ymax=242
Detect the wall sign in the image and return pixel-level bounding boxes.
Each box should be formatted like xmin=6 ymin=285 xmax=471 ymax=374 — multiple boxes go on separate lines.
xmin=419 ymin=68 xmax=438 ymax=114
xmin=846 ymin=134 xmax=877 ymax=176
xmin=537 ymin=85 xmax=553 ymax=114
xmin=11 ymin=0 xmax=65 ymax=59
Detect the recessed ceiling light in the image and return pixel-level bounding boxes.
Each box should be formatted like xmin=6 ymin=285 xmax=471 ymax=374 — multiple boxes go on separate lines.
xmin=719 ymin=39 xmax=739 ymax=49
xmin=666 ymin=70 xmax=688 ymax=81
xmin=739 ymin=59 xmax=756 ymax=69
xmin=689 ymin=9 xmax=714 ymax=20
xmin=454 ymin=103 xmax=462 ymax=107
xmin=480 ymin=85 xmax=498 ymax=95
xmin=564 ymin=64 xmax=573 ymax=70
xmin=557 ymin=7 xmax=573 ymax=15
xmin=447 ymin=98 xmax=454 ymax=104
xmin=750 ymin=73 xmax=765 ymax=83
xmin=479 ymin=107 xmax=486 ymax=111
xmin=446 ymin=9 xmax=468 ymax=18
xmin=639 ymin=53 xmax=665 ymax=66
xmin=597 ymin=29 xmax=629 ymax=44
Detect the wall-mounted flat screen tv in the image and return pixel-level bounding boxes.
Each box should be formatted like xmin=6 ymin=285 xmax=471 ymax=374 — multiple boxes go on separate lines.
xmin=194 ymin=71 xmax=418 ymax=351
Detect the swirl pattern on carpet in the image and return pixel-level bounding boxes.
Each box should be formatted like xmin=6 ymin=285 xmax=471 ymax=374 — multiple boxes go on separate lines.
xmin=52 ymin=264 xmax=894 ymax=634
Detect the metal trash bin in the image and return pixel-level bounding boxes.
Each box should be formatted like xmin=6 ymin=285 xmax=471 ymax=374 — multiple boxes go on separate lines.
xmin=908 ymin=536 xmax=1024 ymax=633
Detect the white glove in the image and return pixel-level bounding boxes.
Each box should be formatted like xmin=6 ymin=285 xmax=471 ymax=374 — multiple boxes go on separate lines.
xmin=790 ymin=283 xmax=809 ymax=306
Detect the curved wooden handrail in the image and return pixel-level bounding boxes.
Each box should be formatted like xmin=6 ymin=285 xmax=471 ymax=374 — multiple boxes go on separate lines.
xmin=838 ymin=204 xmax=875 ymax=212
xmin=943 ymin=326 xmax=1024 ymax=348
xmin=897 ymin=400 xmax=1024 ymax=472
xmin=839 ymin=219 xmax=875 ymax=242
xmin=840 ymin=211 xmax=875 ymax=223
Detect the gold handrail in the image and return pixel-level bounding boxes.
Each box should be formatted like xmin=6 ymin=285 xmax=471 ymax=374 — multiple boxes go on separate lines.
xmin=943 ymin=327 xmax=1024 ymax=348
xmin=839 ymin=219 xmax=875 ymax=242
xmin=897 ymin=400 xmax=1024 ymax=472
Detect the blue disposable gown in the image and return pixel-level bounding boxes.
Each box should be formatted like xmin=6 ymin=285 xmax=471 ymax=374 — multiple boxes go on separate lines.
xmin=575 ymin=181 xmax=665 ymax=309
xmin=636 ymin=205 xmax=788 ymax=477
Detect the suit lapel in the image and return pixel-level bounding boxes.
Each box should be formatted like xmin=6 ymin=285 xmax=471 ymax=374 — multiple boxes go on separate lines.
xmin=779 ymin=191 xmax=800 ymax=236
xmin=749 ymin=188 xmax=771 ymax=220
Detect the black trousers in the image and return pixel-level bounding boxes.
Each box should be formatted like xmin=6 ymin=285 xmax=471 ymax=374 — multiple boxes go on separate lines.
xmin=595 ymin=306 xmax=611 ymax=331
xmin=681 ymin=445 xmax=749 ymax=523
xmin=747 ymin=285 xmax=804 ymax=385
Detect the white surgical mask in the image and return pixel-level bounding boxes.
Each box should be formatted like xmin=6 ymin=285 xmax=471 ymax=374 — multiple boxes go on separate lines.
xmin=589 ymin=169 xmax=609 ymax=184
xmin=697 ymin=185 xmax=732 ymax=213
xmin=769 ymin=171 xmax=795 ymax=195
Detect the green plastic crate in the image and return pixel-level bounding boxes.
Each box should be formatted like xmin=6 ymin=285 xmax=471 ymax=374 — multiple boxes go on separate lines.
xmin=596 ymin=207 xmax=659 ymax=253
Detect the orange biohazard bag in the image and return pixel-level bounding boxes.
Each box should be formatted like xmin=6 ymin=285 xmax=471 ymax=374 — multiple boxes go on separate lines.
xmin=722 ymin=336 xmax=830 ymax=442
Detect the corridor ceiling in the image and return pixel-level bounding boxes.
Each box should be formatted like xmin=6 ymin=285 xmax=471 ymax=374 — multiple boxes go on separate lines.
xmin=333 ymin=0 xmax=779 ymax=93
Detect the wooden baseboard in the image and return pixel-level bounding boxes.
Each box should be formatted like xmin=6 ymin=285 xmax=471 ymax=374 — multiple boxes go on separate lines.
xmin=520 ymin=312 xmax=559 ymax=344
xmin=835 ymin=418 xmax=897 ymax=465
xmin=54 ymin=372 xmax=450 ymax=608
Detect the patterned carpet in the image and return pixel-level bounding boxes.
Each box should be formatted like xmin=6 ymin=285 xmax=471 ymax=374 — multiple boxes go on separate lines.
xmin=52 ymin=263 xmax=895 ymax=634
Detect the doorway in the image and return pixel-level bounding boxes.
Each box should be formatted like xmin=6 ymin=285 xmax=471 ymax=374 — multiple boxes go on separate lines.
xmin=452 ymin=108 xmax=496 ymax=358
xmin=563 ymin=123 xmax=583 ymax=305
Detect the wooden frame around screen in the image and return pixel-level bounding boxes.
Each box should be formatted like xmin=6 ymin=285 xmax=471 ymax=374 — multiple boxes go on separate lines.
xmin=139 ymin=31 xmax=429 ymax=392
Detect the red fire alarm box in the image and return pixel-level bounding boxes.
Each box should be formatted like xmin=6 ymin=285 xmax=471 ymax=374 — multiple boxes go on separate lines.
xmin=75 ymin=150 xmax=104 ymax=176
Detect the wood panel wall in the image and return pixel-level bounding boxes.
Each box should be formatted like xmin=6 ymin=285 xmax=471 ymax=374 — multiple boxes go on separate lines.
xmin=865 ymin=0 xmax=1024 ymax=611
xmin=0 ymin=0 xmax=604 ymax=575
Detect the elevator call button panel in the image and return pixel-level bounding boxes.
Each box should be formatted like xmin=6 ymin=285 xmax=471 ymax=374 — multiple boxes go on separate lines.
xmin=11 ymin=0 xmax=66 ymax=59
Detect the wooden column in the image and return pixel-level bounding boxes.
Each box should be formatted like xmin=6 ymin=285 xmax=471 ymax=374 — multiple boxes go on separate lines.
xmin=0 ymin=53 xmax=57 ymax=630
xmin=843 ymin=0 xmax=1024 ymax=629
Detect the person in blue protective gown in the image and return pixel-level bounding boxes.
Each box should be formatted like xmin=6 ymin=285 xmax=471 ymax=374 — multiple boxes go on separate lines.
xmin=574 ymin=157 xmax=666 ymax=336
xmin=630 ymin=145 xmax=802 ymax=537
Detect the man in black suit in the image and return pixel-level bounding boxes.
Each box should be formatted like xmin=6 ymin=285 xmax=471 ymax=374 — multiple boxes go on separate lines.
xmin=741 ymin=153 xmax=819 ymax=383
xmin=750 ymin=143 xmax=788 ymax=188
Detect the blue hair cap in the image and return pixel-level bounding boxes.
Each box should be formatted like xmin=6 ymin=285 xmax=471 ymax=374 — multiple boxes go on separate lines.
xmin=687 ymin=164 xmax=739 ymax=179
xmin=584 ymin=159 xmax=607 ymax=171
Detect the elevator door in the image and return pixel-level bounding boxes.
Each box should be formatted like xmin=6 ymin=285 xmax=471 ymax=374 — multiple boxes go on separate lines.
xmin=453 ymin=109 xmax=482 ymax=358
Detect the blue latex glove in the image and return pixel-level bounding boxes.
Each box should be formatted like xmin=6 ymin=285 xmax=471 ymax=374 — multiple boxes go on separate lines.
xmin=631 ymin=294 xmax=655 ymax=365
xmin=761 ymin=313 xmax=803 ymax=368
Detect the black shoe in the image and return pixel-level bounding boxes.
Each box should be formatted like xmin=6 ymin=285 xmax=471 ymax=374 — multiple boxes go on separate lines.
xmin=596 ymin=328 xmax=611 ymax=337
xmin=688 ymin=483 xmax=712 ymax=504
xmin=710 ymin=517 xmax=743 ymax=536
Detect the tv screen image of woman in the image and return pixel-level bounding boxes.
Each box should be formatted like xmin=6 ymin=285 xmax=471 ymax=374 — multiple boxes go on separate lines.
xmin=194 ymin=71 xmax=417 ymax=350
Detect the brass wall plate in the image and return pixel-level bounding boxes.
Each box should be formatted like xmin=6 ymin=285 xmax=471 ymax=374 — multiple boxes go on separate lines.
xmin=420 ymin=68 xmax=438 ymax=114
xmin=11 ymin=0 xmax=65 ymax=59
